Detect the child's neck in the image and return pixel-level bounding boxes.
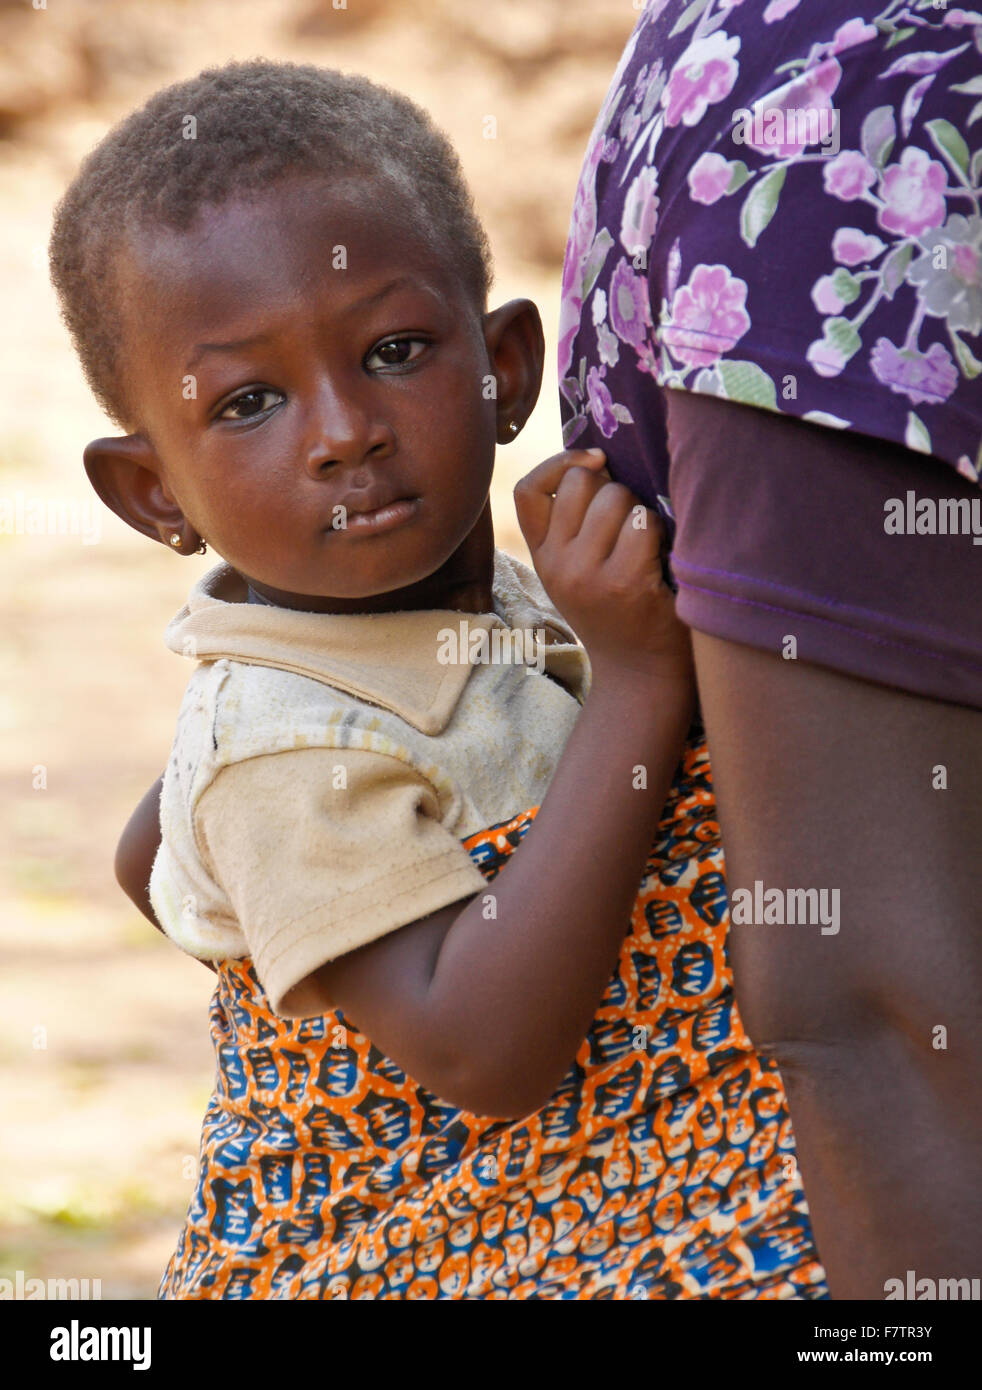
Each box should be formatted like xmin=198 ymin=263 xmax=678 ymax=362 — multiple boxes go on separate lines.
xmin=241 ymin=509 xmax=498 ymax=616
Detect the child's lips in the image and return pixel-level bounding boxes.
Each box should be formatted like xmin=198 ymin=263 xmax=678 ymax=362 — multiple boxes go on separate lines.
xmin=334 ymin=496 xmax=419 ymax=535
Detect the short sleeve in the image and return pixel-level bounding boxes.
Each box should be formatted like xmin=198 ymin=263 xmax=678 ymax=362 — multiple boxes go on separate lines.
xmin=194 ymin=747 xmax=488 ymax=1016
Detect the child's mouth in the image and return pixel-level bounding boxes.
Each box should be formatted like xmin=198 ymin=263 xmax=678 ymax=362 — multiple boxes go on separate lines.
xmin=340 ymin=497 xmax=419 ymax=535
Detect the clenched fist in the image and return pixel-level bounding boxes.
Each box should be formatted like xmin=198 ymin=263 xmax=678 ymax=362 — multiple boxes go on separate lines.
xmin=514 ymin=448 xmax=693 ymax=687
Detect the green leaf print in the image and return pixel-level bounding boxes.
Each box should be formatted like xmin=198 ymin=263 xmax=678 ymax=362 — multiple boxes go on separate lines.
xmin=830 ymin=268 xmax=862 ymax=305
xmin=669 ymin=0 xmax=711 ymax=39
xmin=739 ymin=166 xmax=786 ymax=249
xmin=950 ymin=329 xmax=982 ymax=380
xmin=825 ymin=316 xmax=863 ymax=358
xmin=693 ymin=366 xmax=725 ymax=396
xmin=601 ymin=86 xmax=626 ymax=137
xmin=924 ymin=119 xmax=971 ymax=182
xmin=726 ymin=161 xmax=752 ymax=195
xmin=581 ymin=229 xmax=614 ymax=301
xmin=563 ymin=414 xmax=588 ymax=448
xmin=905 ymin=411 xmax=932 ymax=455
xmin=861 ymin=105 xmax=896 ymax=170
xmin=717 ymin=360 xmax=779 ymax=411
xmin=880 ymin=242 xmax=914 ymax=300
xmin=802 ymin=410 xmax=851 ymax=428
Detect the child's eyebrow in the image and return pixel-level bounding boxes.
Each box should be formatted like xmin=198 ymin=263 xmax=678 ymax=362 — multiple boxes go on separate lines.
xmin=186 ymin=278 xmax=431 ymax=369
xmin=187 ymin=333 xmax=274 ymax=369
xmin=348 ymin=275 xmax=417 ymax=312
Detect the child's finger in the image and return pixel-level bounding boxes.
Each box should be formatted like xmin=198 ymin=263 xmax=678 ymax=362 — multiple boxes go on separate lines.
xmin=545 ymin=463 xmax=621 ymax=547
xmin=517 ymin=448 xmax=608 ymax=497
xmin=605 ymin=503 xmax=665 ymax=580
xmin=514 ymin=448 xmax=608 ymax=551
xmin=568 ymin=478 xmax=639 ymax=563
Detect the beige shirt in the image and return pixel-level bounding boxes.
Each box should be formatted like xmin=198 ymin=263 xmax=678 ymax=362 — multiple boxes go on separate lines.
xmin=148 ymin=548 xmax=591 ymax=1017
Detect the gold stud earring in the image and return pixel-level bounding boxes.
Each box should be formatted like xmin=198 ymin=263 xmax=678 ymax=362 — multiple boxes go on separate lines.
xmin=508 ymin=421 xmax=519 ymax=435
xmin=169 ymin=532 xmax=183 ymax=548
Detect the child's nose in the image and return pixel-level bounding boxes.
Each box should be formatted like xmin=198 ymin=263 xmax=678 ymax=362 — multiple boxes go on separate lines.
xmin=302 ymin=383 xmax=395 ymax=476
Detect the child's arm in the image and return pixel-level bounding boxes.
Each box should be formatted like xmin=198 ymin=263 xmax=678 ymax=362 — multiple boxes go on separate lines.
xmin=115 ymin=774 xmax=216 ymax=973
xmin=127 ymin=450 xmax=694 ymax=1112
xmin=311 ymin=450 xmax=694 ymax=1117
xmin=116 ymin=776 xmax=165 ymax=927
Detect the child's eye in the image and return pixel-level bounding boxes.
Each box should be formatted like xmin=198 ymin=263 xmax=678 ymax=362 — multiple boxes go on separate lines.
xmin=365 ymin=338 xmax=429 ymax=371
xmin=217 ymin=388 xmax=283 ymax=421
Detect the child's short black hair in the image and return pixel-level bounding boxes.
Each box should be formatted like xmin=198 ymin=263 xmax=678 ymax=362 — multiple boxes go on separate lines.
xmin=49 ymin=58 xmax=494 ymax=431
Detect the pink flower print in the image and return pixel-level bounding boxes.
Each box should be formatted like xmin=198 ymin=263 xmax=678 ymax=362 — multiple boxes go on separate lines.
xmin=586 ymin=366 xmax=619 ymax=438
xmin=597 ymin=320 xmax=620 ymax=368
xmin=811 ymin=274 xmax=847 ymax=315
xmin=592 ymin=288 xmax=620 ymax=368
xmin=806 ymin=337 xmax=848 ymax=377
xmin=661 ymin=32 xmax=741 ymax=129
xmin=609 ymin=258 xmax=652 ymax=349
xmin=618 ymin=103 xmax=642 ymax=145
xmin=943 ymin=9 xmax=982 ymax=25
xmin=878 ymin=148 xmax=947 ymax=237
xmin=870 ymin=337 xmax=958 ymax=405
xmin=763 ymin=0 xmax=801 ymax=20
xmin=830 ymin=18 xmax=878 ymax=53
xmin=562 ymin=139 xmax=604 ymax=300
xmin=663 ymin=263 xmax=750 ymax=369
xmin=823 ymin=150 xmax=877 ymax=201
xmin=832 ymin=227 xmax=886 ymax=265
xmin=558 ymin=138 xmax=605 ymax=377
xmin=688 ymin=152 xmax=734 ymax=205
xmin=744 ymin=58 xmax=841 ymax=158
xmin=954 ymin=244 xmax=979 ymax=281
xmin=907 ymin=215 xmax=982 ymax=334
xmin=620 ymin=167 xmax=659 ymax=257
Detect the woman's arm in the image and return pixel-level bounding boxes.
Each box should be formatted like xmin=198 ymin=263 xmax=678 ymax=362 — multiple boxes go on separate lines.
xmin=669 ymin=390 xmax=982 ymax=1298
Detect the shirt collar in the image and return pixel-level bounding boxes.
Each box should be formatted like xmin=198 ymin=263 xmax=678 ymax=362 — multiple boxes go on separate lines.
xmin=164 ymin=547 xmax=590 ymax=735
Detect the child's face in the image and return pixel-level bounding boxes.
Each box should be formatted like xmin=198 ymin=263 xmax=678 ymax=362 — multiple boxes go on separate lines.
xmin=105 ymin=172 xmax=538 ymax=610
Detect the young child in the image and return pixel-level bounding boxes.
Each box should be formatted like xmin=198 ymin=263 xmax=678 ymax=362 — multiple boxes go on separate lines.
xmin=50 ymin=59 xmax=826 ymax=1300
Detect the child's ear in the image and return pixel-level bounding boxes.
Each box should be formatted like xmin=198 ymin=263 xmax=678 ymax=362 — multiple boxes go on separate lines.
xmin=482 ymin=299 xmax=545 ymax=444
xmin=83 ymin=434 xmax=197 ymax=551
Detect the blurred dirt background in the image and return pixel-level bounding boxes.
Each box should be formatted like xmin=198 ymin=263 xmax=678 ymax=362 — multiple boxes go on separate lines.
xmin=0 ymin=0 xmax=636 ymax=1297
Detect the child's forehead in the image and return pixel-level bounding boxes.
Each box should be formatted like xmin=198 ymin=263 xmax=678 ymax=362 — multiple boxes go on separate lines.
xmin=114 ymin=180 xmax=475 ymax=381
xmin=122 ymin=171 xmax=464 ymax=306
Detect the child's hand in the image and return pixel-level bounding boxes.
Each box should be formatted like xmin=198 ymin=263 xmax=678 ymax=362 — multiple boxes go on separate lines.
xmin=514 ymin=448 xmax=693 ymax=686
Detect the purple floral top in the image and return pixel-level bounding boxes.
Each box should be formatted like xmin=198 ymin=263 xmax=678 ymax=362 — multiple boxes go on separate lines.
xmin=559 ymin=0 xmax=982 ymax=521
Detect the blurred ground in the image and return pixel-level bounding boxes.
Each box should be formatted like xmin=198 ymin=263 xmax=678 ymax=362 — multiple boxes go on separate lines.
xmin=0 ymin=0 xmax=634 ymax=1297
